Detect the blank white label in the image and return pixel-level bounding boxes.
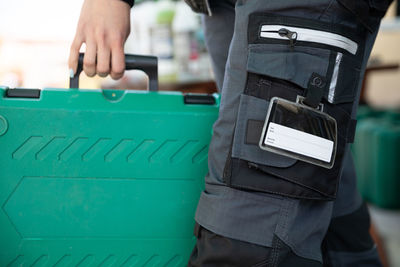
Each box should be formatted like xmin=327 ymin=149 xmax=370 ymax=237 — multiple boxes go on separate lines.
xmin=264 ymin=123 xmax=334 ymax=163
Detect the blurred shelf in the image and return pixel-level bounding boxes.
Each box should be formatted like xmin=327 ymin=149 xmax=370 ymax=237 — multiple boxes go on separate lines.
xmin=159 ymin=79 xmax=217 ymax=94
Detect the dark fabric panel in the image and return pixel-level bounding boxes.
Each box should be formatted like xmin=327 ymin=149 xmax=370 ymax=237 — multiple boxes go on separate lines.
xmin=323 ymin=202 xmax=375 ymax=253
xmin=245 ymin=120 xmax=264 ymax=145
xmin=346 ymin=119 xmax=357 ymax=143
xmin=336 ymin=0 xmax=393 ymax=32
xmin=271 ymin=235 xmax=322 ymax=267
xmin=323 ymin=249 xmax=382 ymax=267
xmin=229 ymin=71 xmax=356 ymax=200
xmin=252 ymin=132 xmax=344 ymax=199
xmin=229 ymin=95 xmax=352 ymax=199
xmin=227 ymin=106 xmax=351 ymax=200
xmin=189 ymin=224 xmax=322 ymax=267
xmin=228 ymin=158 xmax=330 ymax=200
xmin=188 ymin=223 xmax=272 ymax=267
xmin=244 ymin=74 xmax=303 ymax=102
xmin=336 ymin=0 xmax=372 ymax=31
xmin=368 ymin=0 xmax=394 ymax=12
xmin=398 ymin=0 xmax=400 ymax=16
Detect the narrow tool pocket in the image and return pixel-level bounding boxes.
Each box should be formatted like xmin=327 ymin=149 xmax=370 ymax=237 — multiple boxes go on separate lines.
xmin=224 ymin=13 xmax=365 ymax=200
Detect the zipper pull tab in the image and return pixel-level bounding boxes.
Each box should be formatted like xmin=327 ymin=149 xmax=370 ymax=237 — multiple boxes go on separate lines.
xmin=278 ymin=28 xmax=297 ymax=48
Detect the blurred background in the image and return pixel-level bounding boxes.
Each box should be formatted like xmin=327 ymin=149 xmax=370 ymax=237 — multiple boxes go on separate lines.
xmin=0 ymin=0 xmax=399 ymax=266
xmin=0 ymin=0 xmax=215 ymax=93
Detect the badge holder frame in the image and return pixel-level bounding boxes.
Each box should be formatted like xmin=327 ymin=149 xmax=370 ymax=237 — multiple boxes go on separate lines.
xmin=259 ymin=95 xmax=338 ymax=169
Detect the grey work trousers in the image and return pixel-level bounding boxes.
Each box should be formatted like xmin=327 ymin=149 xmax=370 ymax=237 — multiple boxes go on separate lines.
xmin=189 ymin=0 xmax=390 ymax=266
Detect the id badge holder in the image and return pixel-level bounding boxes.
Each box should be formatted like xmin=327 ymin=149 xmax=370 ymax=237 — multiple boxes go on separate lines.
xmin=259 ymin=96 xmax=337 ymax=169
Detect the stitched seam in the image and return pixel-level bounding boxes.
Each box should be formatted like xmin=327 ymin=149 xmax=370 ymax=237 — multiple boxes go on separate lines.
xmin=229 ymin=182 xmax=332 ymax=200
xmin=317 ymin=0 xmax=335 ymax=20
xmin=252 ymin=256 xmax=270 ymax=267
xmin=203 ymin=183 xmax=287 ymax=203
xmin=195 ymin=220 xmax=273 ymax=249
xmin=270 ymin=236 xmax=282 ymax=267
xmin=269 ymin=201 xmax=289 ymax=266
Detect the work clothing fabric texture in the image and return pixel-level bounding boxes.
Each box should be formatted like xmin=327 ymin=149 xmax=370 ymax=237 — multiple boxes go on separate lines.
xmin=189 ymin=0 xmax=392 ymax=266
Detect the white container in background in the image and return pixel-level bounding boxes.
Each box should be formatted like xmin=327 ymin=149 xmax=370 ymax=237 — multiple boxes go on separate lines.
xmin=173 ymin=2 xmax=200 ymax=79
xmin=125 ymin=2 xmax=158 ymax=55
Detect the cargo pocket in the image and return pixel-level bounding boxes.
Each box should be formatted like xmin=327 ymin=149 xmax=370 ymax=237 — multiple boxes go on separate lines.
xmin=223 ymin=13 xmax=365 ymax=200
xmin=231 ymin=94 xmax=297 ymax=168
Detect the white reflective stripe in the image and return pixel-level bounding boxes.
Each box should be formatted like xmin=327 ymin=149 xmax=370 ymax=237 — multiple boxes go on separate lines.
xmin=328 ymin=52 xmax=343 ymax=103
xmin=260 ymin=25 xmax=358 ymax=55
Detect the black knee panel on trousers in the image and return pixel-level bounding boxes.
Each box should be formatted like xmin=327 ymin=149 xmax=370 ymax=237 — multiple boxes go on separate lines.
xmin=322 ymin=203 xmax=379 ymax=266
xmin=188 ymin=224 xmax=322 ymax=267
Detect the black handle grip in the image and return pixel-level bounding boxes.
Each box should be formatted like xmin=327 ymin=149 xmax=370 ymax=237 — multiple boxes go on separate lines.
xmin=69 ymin=53 xmax=158 ymax=91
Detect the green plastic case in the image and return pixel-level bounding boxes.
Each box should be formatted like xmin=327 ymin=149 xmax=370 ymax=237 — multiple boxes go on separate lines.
xmin=0 ymin=55 xmax=219 ymax=266
xmin=352 ymin=106 xmax=400 ymax=209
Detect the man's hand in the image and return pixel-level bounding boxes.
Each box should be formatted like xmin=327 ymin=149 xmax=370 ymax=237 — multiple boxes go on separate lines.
xmin=69 ymin=0 xmax=131 ymax=80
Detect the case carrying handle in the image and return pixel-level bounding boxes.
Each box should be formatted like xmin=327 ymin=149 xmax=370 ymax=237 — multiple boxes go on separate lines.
xmin=69 ymin=53 xmax=158 ymax=91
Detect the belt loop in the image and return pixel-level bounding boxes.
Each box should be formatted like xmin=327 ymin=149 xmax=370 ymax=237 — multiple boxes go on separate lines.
xmin=303 ymin=73 xmax=327 ymax=109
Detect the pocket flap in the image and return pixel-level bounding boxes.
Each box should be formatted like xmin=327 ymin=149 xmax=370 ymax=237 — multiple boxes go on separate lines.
xmin=247 ymin=44 xmax=331 ymax=91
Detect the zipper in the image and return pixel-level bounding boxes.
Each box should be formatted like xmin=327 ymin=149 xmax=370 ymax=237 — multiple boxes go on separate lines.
xmin=260 ymin=25 xmax=358 ymax=55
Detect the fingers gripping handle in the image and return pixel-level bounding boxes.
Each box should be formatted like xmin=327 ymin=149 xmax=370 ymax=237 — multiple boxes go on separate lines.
xmin=69 ymin=53 xmax=158 ymax=91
